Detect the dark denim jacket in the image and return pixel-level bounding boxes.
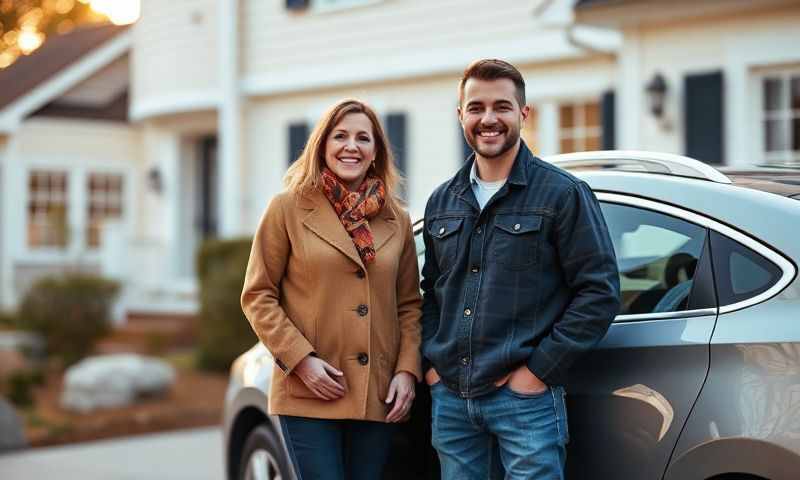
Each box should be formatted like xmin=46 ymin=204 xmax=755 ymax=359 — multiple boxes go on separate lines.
xmin=421 ymin=143 xmax=620 ymax=398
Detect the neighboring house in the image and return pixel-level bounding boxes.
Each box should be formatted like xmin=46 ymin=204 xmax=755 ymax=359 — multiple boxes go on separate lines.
xmin=573 ymin=0 xmax=800 ymax=166
xmin=1 ymin=0 xmax=795 ymax=319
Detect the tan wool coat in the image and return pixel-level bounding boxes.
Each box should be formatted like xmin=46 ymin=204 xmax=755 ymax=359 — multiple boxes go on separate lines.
xmin=241 ymin=188 xmax=422 ymax=422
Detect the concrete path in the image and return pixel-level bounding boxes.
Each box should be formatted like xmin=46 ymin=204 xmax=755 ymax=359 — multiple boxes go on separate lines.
xmin=0 ymin=427 xmax=224 ymax=480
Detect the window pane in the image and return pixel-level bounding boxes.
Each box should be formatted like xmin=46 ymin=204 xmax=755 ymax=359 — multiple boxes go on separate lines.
xmin=792 ymin=77 xmax=800 ymax=110
xmin=600 ymin=202 xmax=707 ymax=315
xmin=764 ymin=77 xmax=784 ymax=112
xmin=560 ymin=105 xmax=574 ymax=129
xmin=765 ymin=119 xmax=788 ymax=152
xmin=710 ymin=231 xmax=782 ymax=306
xmin=586 ymin=135 xmax=602 ymax=151
xmin=560 ymin=137 xmax=575 ymax=154
xmin=585 ymin=102 xmax=601 ymax=127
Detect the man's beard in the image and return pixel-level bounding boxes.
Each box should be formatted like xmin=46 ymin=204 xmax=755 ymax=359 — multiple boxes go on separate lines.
xmin=467 ymin=127 xmax=520 ymax=159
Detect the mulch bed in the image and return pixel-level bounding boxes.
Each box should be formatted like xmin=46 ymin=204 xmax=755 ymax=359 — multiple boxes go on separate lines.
xmin=23 ymin=364 xmax=229 ymax=448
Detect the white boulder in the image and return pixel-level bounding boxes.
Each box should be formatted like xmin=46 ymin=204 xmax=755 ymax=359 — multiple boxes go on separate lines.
xmin=60 ymin=354 xmax=176 ymax=413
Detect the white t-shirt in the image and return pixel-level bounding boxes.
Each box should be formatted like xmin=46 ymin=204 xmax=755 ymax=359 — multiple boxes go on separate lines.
xmin=470 ymin=161 xmax=507 ymax=210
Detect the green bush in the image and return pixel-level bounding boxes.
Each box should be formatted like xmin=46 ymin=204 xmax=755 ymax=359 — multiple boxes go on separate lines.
xmin=17 ymin=273 xmax=119 ymax=365
xmin=5 ymin=368 xmax=44 ymax=408
xmin=0 ymin=310 xmax=16 ymax=329
xmin=195 ymin=238 xmax=257 ymax=371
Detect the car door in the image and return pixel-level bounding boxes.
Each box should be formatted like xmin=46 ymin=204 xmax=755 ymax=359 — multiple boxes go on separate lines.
xmin=565 ymin=194 xmax=719 ymax=480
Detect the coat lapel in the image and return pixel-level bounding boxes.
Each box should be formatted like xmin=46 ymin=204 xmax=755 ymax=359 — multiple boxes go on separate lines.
xmin=300 ymin=189 xmax=399 ymax=270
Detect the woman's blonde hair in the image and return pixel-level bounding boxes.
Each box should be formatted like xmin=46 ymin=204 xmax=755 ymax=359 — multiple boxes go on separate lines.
xmin=284 ymin=99 xmax=402 ymax=199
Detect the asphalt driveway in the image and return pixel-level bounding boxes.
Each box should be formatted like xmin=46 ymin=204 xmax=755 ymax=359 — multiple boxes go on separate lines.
xmin=0 ymin=427 xmax=223 ymax=480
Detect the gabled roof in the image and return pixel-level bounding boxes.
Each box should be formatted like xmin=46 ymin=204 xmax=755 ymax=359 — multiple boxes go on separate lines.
xmin=0 ymin=23 xmax=128 ymax=112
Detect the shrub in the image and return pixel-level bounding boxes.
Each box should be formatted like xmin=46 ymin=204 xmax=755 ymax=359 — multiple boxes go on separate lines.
xmin=0 ymin=310 xmax=17 ymax=329
xmin=17 ymin=273 xmax=119 ymax=365
xmin=5 ymin=368 xmax=44 ymax=408
xmin=195 ymin=238 xmax=257 ymax=372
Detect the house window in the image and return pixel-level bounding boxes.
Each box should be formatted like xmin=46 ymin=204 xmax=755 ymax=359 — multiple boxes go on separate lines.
xmin=86 ymin=173 xmax=123 ymax=248
xmin=559 ymin=101 xmax=602 ymax=153
xmin=521 ymin=106 xmax=539 ymax=153
xmin=27 ymin=171 xmax=68 ymax=248
xmin=762 ymin=72 xmax=800 ymax=164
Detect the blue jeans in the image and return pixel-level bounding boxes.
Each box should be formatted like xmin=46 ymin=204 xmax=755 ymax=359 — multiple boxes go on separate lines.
xmin=430 ymin=383 xmax=568 ymax=480
xmin=278 ymin=415 xmax=396 ymax=480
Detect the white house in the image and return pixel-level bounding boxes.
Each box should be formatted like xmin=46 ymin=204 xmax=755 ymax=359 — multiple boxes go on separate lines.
xmin=0 ymin=0 xmax=796 ymax=319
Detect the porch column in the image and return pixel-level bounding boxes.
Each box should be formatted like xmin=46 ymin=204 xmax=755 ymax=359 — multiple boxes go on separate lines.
xmin=618 ymin=27 xmax=643 ymax=150
xmin=218 ymin=0 xmax=243 ymax=237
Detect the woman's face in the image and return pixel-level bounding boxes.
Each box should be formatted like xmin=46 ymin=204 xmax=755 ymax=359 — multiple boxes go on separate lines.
xmin=324 ymin=112 xmax=376 ymax=191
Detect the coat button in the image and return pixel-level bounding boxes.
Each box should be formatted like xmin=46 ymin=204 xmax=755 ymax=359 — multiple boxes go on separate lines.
xmin=356 ymin=269 xmax=365 ymax=279
xmin=461 ymin=356 xmax=470 ymax=366
xmin=357 ymin=304 xmax=368 ymax=316
xmin=464 ymin=308 xmax=472 ymax=316
xmin=514 ymin=223 xmax=521 ymax=231
xmin=476 ymin=226 xmax=482 ymax=234
xmin=357 ymin=353 xmax=369 ymax=365
xmin=471 ymin=266 xmax=479 ymax=273
xmin=439 ymin=227 xmax=445 ymax=235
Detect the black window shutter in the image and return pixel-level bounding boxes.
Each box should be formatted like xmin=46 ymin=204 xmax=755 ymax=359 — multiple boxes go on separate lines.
xmin=286 ymin=0 xmax=309 ymax=10
xmin=684 ymin=71 xmax=724 ymax=165
xmin=385 ymin=113 xmax=407 ymax=175
xmin=601 ymin=90 xmax=616 ymax=150
xmin=288 ymin=122 xmax=309 ymax=165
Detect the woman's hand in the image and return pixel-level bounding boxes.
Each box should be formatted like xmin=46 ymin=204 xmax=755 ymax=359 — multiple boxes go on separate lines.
xmin=293 ymin=355 xmax=347 ymax=401
xmin=385 ymin=371 xmax=416 ymax=422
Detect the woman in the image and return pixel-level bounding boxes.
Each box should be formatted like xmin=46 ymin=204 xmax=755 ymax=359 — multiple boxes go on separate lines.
xmin=241 ymin=99 xmax=422 ymax=480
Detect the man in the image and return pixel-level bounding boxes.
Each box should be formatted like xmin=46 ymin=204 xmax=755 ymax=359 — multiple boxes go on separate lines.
xmin=420 ymin=59 xmax=621 ymax=479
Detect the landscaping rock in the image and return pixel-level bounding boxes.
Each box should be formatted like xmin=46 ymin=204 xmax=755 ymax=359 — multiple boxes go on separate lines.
xmin=0 ymin=397 xmax=27 ymax=451
xmin=60 ymin=354 xmax=176 ymax=413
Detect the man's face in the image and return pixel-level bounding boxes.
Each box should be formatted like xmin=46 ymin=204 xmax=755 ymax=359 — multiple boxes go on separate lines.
xmin=459 ymin=78 xmax=529 ymax=160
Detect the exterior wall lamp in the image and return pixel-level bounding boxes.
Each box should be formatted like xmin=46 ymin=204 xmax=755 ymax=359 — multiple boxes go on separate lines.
xmin=646 ymin=72 xmax=668 ymax=119
xmin=147 ymin=166 xmax=163 ymax=194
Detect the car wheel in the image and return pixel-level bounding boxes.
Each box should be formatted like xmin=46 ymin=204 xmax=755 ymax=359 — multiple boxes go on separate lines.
xmin=239 ymin=424 xmax=292 ymax=480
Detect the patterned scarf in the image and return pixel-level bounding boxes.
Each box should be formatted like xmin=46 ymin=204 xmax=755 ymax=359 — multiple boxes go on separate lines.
xmin=320 ymin=167 xmax=386 ymax=264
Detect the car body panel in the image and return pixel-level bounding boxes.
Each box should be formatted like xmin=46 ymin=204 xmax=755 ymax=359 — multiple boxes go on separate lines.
xmin=666 ymin=284 xmax=800 ymax=480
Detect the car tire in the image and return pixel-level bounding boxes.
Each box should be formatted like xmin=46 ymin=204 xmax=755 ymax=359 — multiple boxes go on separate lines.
xmin=238 ymin=424 xmax=293 ymax=480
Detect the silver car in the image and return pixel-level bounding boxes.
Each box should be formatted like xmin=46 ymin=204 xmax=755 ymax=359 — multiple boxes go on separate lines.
xmin=223 ymin=151 xmax=800 ymax=480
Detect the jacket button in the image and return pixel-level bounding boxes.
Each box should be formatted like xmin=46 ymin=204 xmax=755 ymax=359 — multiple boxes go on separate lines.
xmin=461 ymin=356 xmax=470 ymax=366
xmin=357 ymin=353 xmax=369 ymax=365
xmin=357 ymin=304 xmax=368 ymax=316
xmin=476 ymin=226 xmax=482 ymax=234
xmin=464 ymin=308 xmax=472 ymax=316
xmin=471 ymin=266 xmax=479 ymax=273
xmin=356 ymin=269 xmax=365 ymax=279
xmin=514 ymin=223 xmax=521 ymax=231
xmin=439 ymin=227 xmax=445 ymax=235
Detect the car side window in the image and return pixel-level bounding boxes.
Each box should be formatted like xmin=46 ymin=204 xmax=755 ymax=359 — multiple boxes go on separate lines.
xmin=600 ymin=202 xmax=708 ymax=316
xmin=709 ymin=231 xmax=783 ymax=306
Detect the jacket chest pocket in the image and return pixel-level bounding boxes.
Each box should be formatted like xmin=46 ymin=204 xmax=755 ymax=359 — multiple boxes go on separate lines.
xmin=491 ymin=214 xmax=542 ymax=270
xmin=428 ymin=217 xmax=464 ymax=274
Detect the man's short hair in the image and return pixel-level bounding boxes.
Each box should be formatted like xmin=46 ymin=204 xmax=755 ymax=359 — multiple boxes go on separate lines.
xmin=459 ymin=59 xmax=526 ymax=109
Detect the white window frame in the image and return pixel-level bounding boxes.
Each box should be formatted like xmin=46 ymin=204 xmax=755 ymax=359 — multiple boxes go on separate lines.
xmin=20 ymin=161 xmax=133 ymax=264
xmin=756 ymin=67 xmax=800 ymax=165
xmin=556 ymin=99 xmax=603 ymax=154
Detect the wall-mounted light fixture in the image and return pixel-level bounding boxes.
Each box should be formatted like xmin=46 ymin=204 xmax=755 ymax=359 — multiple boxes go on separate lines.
xmin=147 ymin=166 xmax=163 ymax=194
xmin=645 ymin=72 xmax=668 ymax=119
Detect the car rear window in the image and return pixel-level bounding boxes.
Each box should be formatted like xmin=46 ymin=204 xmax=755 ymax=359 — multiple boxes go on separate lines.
xmin=710 ymin=231 xmax=783 ymax=307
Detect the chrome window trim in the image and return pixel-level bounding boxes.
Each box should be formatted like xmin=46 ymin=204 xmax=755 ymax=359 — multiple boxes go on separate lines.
xmin=598 ymin=192 xmax=797 ymax=317
xmin=614 ymin=308 xmax=717 ymax=323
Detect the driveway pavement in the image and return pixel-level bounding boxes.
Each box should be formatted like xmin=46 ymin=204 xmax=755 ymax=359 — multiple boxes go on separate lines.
xmin=0 ymin=427 xmax=223 ymax=480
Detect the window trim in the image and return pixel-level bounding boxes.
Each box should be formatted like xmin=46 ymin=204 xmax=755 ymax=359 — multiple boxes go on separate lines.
xmin=756 ymin=68 xmax=800 ymax=165
xmin=597 ymin=192 xmax=796 ymax=319
xmin=311 ymin=0 xmax=383 ymax=14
